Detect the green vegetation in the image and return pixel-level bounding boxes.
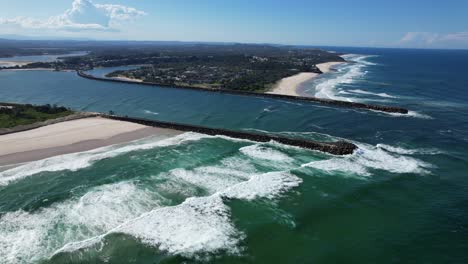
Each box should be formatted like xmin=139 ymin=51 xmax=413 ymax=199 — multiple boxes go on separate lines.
xmin=0 ymin=103 xmax=73 ymax=128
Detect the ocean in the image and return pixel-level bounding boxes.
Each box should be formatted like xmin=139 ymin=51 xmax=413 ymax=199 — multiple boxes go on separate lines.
xmin=0 ymin=47 xmax=467 ymax=263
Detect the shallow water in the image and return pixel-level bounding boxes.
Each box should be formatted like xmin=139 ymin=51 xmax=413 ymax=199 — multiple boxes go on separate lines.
xmin=0 ymin=51 xmax=88 ymax=67
xmin=0 ymin=48 xmax=467 ymax=263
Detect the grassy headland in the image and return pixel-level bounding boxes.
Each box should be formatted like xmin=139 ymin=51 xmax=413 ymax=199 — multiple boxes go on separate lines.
xmin=0 ymin=103 xmax=74 ymax=128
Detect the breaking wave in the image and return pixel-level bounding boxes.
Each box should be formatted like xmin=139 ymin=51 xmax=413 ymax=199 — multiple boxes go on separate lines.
xmin=240 ymin=144 xmax=294 ymax=163
xmin=0 ymin=127 xmax=436 ymax=263
xmin=302 ymin=142 xmax=433 ymax=177
xmin=376 ymin=144 xmax=443 ymax=155
xmin=0 ymin=140 xmax=302 ymax=263
xmin=348 ymin=89 xmax=397 ymax=98
xmin=52 ymin=170 xmax=301 ymax=260
xmin=314 ymin=54 xmax=376 ymax=101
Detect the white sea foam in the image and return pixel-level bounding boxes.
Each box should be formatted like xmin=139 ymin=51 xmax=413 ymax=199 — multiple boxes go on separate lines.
xmin=116 ymin=195 xmax=242 ymax=257
xmin=240 ymin=144 xmax=294 ymax=163
xmin=313 ymin=54 xmax=389 ymax=102
xmin=262 ymin=106 xmax=275 ymax=113
xmin=0 ymin=182 xmax=163 ymax=264
xmin=143 ymin=110 xmax=159 ymax=115
xmin=165 ymin=165 xmax=249 ymax=194
xmin=348 ymin=89 xmax=397 ymax=98
xmin=390 ymin=110 xmax=433 ymax=119
xmin=314 ymin=55 xmax=373 ymax=101
xmin=53 ymin=169 xmax=302 ymax=260
xmin=222 ymin=171 xmax=302 ymax=200
xmin=302 ymin=142 xmax=432 ymax=176
xmin=1 ymin=143 xmax=303 ymax=263
xmin=376 ymin=144 xmax=443 ymax=155
xmin=302 ymin=159 xmax=370 ymax=177
xmin=0 ymin=132 xmax=210 ymax=186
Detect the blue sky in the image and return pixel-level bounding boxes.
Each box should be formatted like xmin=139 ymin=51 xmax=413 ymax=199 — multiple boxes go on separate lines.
xmin=0 ymin=0 xmax=467 ymax=49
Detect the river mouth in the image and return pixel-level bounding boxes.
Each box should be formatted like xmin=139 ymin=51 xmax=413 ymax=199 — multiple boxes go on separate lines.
xmin=0 ymin=47 xmax=467 ymax=263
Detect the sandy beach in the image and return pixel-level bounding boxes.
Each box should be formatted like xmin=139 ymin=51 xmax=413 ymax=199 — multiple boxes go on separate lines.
xmin=0 ymin=117 xmax=180 ymax=167
xmin=316 ymin=61 xmax=344 ymax=73
xmin=111 ymin=75 xmax=143 ymax=82
xmin=268 ymin=61 xmax=344 ymax=96
xmin=0 ymin=61 xmax=32 ymax=68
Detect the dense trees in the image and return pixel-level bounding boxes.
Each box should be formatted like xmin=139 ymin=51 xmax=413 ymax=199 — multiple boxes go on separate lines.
xmin=0 ymin=104 xmax=73 ymax=128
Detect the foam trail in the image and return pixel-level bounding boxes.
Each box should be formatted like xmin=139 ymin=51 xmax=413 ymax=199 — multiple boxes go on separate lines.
xmin=314 ymin=54 xmax=376 ymax=101
xmin=376 ymin=144 xmax=443 ymax=155
xmin=53 ymin=170 xmax=302 ymax=259
xmin=143 ymin=110 xmax=159 ymax=115
xmin=302 ymin=142 xmax=433 ymax=176
xmin=1 ymin=143 xmax=303 ymax=263
xmin=240 ymin=144 xmax=294 ymax=163
xmin=372 ymin=110 xmax=433 ymax=119
xmin=222 ymin=171 xmax=302 ymax=200
xmin=0 ymin=182 xmax=164 ymax=264
xmin=348 ymin=89 xmax=397 ymax=98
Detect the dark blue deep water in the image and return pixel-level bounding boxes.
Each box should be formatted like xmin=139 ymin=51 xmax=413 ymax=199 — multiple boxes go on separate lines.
xmin=0 ymin=48 xmax=467 ymax=263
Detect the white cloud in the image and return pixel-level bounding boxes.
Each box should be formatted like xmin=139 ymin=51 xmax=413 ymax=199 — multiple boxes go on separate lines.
xmin=399 ymin=32 xmax=439 ymax=45
xmin=439 ymin=32 xmax=468 ymax=42
xmin=399 ymin=31 xmax=468 ymax=48
xmin=0 ymin=0 xmax=146 ymax=32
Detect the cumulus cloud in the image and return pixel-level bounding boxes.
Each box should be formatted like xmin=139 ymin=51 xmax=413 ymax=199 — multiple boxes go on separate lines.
xmin=0 ymin=0 xmax=146 ymax=32
xmin=399 ymin=31 xmax=468 ymax=48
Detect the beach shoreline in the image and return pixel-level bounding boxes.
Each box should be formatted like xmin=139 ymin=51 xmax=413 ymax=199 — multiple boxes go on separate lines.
xmin=0 ymin=117 xmax=181 ymax=167
xmin=0 ymin=61 xmax=32 ymax=68
xmin=0 ymin=68 xmax=75 ymax=72
xmin=268 ymin=61 xmax=345 ymax=96
xmin=111 ymin=75 xmax=143 ymax=82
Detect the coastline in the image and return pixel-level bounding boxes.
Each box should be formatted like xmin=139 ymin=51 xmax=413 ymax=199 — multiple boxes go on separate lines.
xmin=0 ymin=68 xmax=75 ymax=72
xmin=0 ymin=111 xmax=360 ymax=170
xmin=111 ymin=75 xmax=143 ymax=82
xmin=0 ymin=61 xmax=32 ymax=68
xmin=268 ymin=61 xmax=345 ymax=96
xmin=76 ymin=70 xmax=409 ymax=114
xmin=0 ymin=117 xmax=181 ymax=167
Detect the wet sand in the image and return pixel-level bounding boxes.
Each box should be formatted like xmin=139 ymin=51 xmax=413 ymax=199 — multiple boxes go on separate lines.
xmin=0 ymin=117 xmax=180 ymax=166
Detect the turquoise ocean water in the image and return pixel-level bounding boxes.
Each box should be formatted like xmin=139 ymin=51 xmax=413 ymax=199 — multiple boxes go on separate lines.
xmin=0 ymin=48 xmax=467 ymax=263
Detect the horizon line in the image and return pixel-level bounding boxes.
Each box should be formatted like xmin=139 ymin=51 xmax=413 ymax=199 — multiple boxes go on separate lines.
xmin=1 ymin=36 xmax=467 ymax=51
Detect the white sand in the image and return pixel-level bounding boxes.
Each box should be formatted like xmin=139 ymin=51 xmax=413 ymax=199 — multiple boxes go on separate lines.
xmin=112 ymin=76 xmax=143 ymax=82
xmin=267 ymin=72 xmax=318 ymax=96
xmin=268 ymin=61 xmax=345 ymax=96
xmin=316 ymin=61 xmax=344 ymax=73
xmin=0 ymin=117 xmax=179 ymax=166
xmin=0 ymin=117 xmax=147 ymax=155
xmin=0 ymin=61 xmax=32 ymax=67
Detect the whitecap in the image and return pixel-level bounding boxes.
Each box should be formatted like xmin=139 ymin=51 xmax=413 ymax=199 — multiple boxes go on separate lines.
xmin=302 ymin=159 xmax=370 ymax=177
xmin=143 ymin=110 xmax=159 ymax=115
xmin=376 ymin=144 xmax=443 ymax=155
xmin=302 ymin=142 xmax=432 ymax=176
xmin=313 ymin=54 xmax=380 ymax=101
xmin=348 ymin=89 xmax=397 ymax=98
xmin=0 ymin=181 xmax=164 ymax=264
xmin=222 ymin=171 xmax=302 ymax=200
xmin=239 ymin=144 xmax=294 ymax=163
xmin=377 ymin=110 xmax=433 ymax=119
xmin=52 ymin=170 xmax=302 ymax=260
